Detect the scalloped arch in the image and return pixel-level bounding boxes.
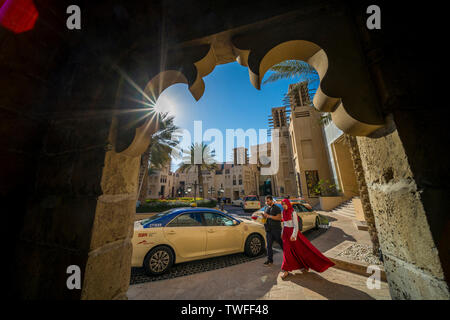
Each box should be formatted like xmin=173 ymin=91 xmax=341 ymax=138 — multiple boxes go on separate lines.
xmin=120 ymin=46 xmax=218 ymax=157
xmin=232 ymin=38 xmax=385 ymax=136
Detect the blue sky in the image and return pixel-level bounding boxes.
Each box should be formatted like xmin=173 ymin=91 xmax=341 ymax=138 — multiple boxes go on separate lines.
xmin=154 ymin=62 xmax=309 ymax=170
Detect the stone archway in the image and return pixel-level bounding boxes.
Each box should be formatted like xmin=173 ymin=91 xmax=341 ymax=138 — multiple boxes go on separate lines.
xmin=3 ymin=1 xmax=448 ymax=300
xmin=90 ymin=18 xmax=390 ymax=300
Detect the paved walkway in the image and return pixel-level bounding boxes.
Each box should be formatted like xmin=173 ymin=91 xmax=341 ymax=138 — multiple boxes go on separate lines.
xmin=127 ymin=248 xmax=390 ymax=300
xmin=127 ymin=210 xmax=391 ymax=300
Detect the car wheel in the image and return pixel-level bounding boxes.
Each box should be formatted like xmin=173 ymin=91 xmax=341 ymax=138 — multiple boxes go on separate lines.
xmin=143 ymin=246 xmax=174 ymax=276
xmin=314 ymin=216 xmax=320 ymax=230
xmin=244 ymin=234 xmax=264 ymax=257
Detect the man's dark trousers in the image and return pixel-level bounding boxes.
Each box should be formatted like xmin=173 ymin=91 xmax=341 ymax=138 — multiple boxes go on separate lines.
xmin=266 ymin=228 xmax=283 ymax=262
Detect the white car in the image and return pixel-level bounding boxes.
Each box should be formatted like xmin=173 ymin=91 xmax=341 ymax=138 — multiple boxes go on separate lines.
xmin=251 ymin=203 xmax=320 ymax=232
xmin=242 ymin=195 xmax=261 ymax=212
xmin=231 ymin=198 xmax=244 ymax=206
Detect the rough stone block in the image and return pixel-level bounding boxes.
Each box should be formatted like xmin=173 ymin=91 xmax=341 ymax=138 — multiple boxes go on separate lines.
xmin=71 ymin=148 xmax=106 ymax=196
xmin=81 ymin=240 xmax=133 ymax=300
xmin=13 ymin=241 xmax=87 ymax=299
xmin=20 ymin=196 xmax=98 ymax=252
xmin=89 ymin=197 xmax=135 ymax=250
xmin=35 ymin=153 xmax=77 ymax=194
xmin=357 ymin=130 xmax=449 ymax=299
xmin=101 ymin=151 xmax=140 ymax=195
xmin=0 ymin=109 xmax=45 ymax=154
xmin=42 ymin=118 xmax=111 ymax=155
xmin=383 ymin=253 xmax=450 ymax=300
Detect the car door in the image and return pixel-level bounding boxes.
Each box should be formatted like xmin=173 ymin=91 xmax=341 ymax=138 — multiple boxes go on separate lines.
xmin=163 ymin=212 xmax=207 ymax=259
xmin=293 ymin=204 xmax=311 ymax=230
xmin=299 ymin=204 xmax=316 ymax=229
xmin=203 ymin=212 xmax=243 ymax=255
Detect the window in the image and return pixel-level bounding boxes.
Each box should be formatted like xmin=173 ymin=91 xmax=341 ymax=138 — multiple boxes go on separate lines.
xmin=245 ymin=196 xmax=258 ymax=201
xmin=167 ymin=213 xmax=203 ymax=227
xmin=203 ymin=213 xmax=234 ymax=226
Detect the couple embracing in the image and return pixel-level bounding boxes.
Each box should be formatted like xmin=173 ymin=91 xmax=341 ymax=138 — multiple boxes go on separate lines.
xmin=262 ymin=195 xmax=334 ymax=279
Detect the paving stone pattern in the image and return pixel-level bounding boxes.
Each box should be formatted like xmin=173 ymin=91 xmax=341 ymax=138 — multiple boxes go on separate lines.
xmin=130 ymin=251 xmax=277 ymax=284
xmin=336 ymin=243 xmax=383 ymax=266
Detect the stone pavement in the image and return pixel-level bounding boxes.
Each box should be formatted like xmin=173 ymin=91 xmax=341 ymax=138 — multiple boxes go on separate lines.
xmin=127 ymin=248 xmax=390 ymax=300
xmin=127 ymin=211 xmax=391 ymax=300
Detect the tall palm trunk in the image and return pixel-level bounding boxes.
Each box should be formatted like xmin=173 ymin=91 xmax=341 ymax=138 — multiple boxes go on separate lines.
xmin=197 ymin=164 xmax=204 ymax=199
xmin=344 ymin=134 xmax=380 ymax=255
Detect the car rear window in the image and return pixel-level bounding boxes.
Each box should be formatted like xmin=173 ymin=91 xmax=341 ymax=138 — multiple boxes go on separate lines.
xmin=245 ymin=196 xmax=258 ymax=201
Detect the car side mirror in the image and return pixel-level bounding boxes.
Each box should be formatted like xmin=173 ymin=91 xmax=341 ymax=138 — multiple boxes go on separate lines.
xmin=232 ymin=220 xmax=239 ymax=226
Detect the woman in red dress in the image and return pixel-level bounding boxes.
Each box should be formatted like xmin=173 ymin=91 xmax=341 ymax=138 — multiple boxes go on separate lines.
xmin=280 ymin=198 xmax=335 ymax=279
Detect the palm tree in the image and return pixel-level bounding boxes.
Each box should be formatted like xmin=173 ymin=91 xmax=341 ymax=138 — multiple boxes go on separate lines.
xmin=263 ymin=60 xmax=318 ymax=85
xmin=137 ymin=112 xmax=180 ymax=202
xmin=178 ymin=142 xmax=216 ymax=199
xmin=265 ymin=59 xmax=381 ymax=255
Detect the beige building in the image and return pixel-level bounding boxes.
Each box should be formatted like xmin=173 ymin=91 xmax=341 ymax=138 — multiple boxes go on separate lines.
xmin=173 ymin=148 xmax=258 ymax=200
xmin=145 ymin=162 xmax=175 ymax=199
xmin=288 ymin=82 xmax=333 ymax=206
xmin=328 ymin=134 xmax=359 ymax=199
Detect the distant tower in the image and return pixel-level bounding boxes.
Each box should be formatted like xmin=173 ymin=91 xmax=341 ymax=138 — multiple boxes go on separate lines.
xmin=233 ymin=147 xmax=249 ymax=165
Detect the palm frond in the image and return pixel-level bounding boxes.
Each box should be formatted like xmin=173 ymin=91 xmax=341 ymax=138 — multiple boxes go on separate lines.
xmin=318 ymin=113 xmax=332 ymax=126
xmin=263 ymin=60 xmax=319 ymax=84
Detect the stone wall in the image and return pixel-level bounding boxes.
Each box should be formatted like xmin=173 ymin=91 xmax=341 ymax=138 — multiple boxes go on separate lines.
xmin=357 ymin=131 xmax=449 ymax=299
xmin=81 ymin=150 xmax=140 ymax=300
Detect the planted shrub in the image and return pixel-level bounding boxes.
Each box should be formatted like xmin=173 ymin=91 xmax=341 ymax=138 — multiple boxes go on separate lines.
xmin=136 ymin=199 xmax=218 ymax=213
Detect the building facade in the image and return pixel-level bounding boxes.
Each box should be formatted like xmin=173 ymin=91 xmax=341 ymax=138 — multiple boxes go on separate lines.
xmin=287 ymin=82 xmax=333 ymax=206
xmin=145 ymin=162 xmax=175 ymax=199
xmin=173 ymin=148 xmax=258 ymax=200
xmin=323 ymin=121 xmax=359 ymax=199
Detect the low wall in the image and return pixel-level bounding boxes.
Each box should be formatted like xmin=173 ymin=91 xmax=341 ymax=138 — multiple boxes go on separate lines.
xmin=320 ymin=196 xmax=345 ymax=211
xmin=352 ymin=198 xmax=365 ymax=221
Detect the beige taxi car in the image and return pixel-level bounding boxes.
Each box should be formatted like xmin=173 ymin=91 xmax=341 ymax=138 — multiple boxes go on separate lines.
xmin=242 ymin=195 xmax=261 ymax=212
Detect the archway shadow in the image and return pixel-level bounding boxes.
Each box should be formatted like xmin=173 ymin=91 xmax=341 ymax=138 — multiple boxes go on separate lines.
xmin=286 ymin=271 xmax=375 ymax=300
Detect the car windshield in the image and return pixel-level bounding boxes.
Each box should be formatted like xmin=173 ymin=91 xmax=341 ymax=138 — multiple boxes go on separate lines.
xmin=140 ymin=209 xmax=177 ymax=224
xmin=245 ymin=196 xmax=258 ymax=201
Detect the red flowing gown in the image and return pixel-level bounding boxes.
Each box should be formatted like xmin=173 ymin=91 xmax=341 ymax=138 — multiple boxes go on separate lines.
xmin=281 ymin=210 xmax=335 ymax=273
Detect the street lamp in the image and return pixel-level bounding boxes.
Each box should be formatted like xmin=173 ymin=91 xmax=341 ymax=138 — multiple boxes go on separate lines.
xmin=187 ymin=181 xmax=199 ymax=205
xmin=208 ymin=186 xmax=215 ymax=197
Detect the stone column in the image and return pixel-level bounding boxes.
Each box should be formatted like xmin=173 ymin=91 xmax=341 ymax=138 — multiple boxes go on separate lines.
xmin=357 ymin=131 xmax=450 ymax=299
xmin=81 ymin=149 xmax=140 ymax=300
xmin=344 ymin=134 xmax=380 ymax=255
